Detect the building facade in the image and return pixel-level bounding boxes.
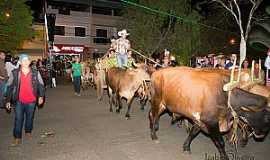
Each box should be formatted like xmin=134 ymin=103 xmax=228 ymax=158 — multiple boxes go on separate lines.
xmin=46 ymin=0 xmax=123 ymax=59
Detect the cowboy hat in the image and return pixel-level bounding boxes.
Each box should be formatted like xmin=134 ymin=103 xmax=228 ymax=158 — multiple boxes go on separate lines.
xmin=118 ymin=29 xmax=130 ymax=37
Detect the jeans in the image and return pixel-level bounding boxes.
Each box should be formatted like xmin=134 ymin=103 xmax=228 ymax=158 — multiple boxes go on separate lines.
xmin=14 ymin=102 xmax=36 ymax=139
xmin=0 ymin=80 xmax=5 ymax=108
xmin=73 ymin=76 xmax=81 ymax=94
xmin=117 ymin=54 xmax=128 ymax=68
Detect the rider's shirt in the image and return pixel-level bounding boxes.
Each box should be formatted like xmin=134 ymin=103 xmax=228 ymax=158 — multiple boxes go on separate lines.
xmin=116 ymin=38 xmax=130 ymax=55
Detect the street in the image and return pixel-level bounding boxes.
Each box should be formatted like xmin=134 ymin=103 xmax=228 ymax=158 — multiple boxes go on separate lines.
xmin=1 ymin=84 xmax=270 ymax=160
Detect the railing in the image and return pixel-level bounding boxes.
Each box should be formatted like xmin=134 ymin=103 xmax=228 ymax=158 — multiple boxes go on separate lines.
xmin=93 ymin=37 xmax=111 ymax=45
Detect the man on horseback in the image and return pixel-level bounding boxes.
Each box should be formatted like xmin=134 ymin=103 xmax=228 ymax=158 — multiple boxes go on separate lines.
xmin=115 ymin=29 xmax=131 ymax=68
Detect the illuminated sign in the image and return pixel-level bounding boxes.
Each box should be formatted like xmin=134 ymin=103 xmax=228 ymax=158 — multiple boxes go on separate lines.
xmin=52 ymin=44 xmax=85 ymax=53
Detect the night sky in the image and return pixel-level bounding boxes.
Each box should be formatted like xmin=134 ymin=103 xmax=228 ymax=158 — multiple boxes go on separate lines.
xmin=27 ymin=0 xmax=270 ymax=21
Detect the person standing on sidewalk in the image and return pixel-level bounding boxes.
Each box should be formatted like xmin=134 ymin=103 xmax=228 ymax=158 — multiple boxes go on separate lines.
xmin=5 ymin=54 xmax=45 ymax=146
xmin=0 ymin=51 xmax=8 ymax=109
xmin=72 ymin=56 xmax=82 ymax=96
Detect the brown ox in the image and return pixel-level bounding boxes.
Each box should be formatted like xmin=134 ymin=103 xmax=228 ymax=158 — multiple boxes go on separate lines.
xmin=149 ymin=67 xmax=270 ymax=160
xmin=106 ymin=65 xmax=151 ymax=119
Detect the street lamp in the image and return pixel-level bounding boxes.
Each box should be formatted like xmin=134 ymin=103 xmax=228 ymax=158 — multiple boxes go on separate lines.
xmin=229 ymin=38 xmax=236 ymax=45
xmin=5 ymin=12 xmax=10 ymax=17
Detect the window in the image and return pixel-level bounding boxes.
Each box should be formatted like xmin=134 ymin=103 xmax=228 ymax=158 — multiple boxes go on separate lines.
xmin=92 ymin=6 xmax=112 ymax=15
xmin=59 ymin=8 xmax=70 ymax=15
xmin=94 ymin=29 xmax=110 ymax=44
xmin=55 ymin=26 xmax=65 ymax=36
xmin=96 ymin=29 xmax=107 ymax=38
xmin=113 ymin=9 xmax=123 ymax=16
xmin=75 ymin=27 xmax=86 ymax=37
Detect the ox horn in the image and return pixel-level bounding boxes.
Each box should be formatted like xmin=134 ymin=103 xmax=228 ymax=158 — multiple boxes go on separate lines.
xmin=132 ymin=61 xmax=139 ymax=68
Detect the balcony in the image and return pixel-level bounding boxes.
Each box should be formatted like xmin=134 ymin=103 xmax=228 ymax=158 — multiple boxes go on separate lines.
xmin=93 ymin=37 xmax=111 ymax=45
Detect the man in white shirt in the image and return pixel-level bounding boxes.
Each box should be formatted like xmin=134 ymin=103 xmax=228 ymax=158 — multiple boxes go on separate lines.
xmin=264 ymin=49 xmax=270 ymax=86
xmin=5 ymin=56 xmax=20 ymax=77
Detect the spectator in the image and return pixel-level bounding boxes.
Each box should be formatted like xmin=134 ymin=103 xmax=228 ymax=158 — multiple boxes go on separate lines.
xmin=72 ymin=56 xmax=82 ymax=96
xmin=0 ymin=51 xmax=8 ymax=108
xmin=5 ymin=54 xmax=45 ymax=146
xmin=5 ymin=55 xmax=20 ymax=77
xmin=51 ymin=67 xmax=57 ymax=88
xmin=264 ymin=48 xmax=270 ymax=86
xmin=243 ymin=59 xmax=249 ymax=69
xmin=225 ymin=59 xmax=233 ymax=70
xmin=254 ymin=63 xmax=260 ymax=79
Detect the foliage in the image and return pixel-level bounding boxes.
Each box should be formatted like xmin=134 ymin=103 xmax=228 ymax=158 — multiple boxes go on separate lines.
xmin=0 ymin=0 xmax=33 ymax=53
xmin=119 ymin=0 xmax=202 ymax=65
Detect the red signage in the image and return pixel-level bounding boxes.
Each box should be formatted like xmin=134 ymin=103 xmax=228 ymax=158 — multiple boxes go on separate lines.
xmin=52 ymin=44 xmax=85 ymax=54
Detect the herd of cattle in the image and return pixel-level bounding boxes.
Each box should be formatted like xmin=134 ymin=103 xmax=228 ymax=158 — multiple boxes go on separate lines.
xmin=93 ymin=63 xmax=270 ymax=160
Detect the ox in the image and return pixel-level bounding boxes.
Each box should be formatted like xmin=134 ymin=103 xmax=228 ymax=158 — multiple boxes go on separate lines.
xmin=149 ymin=67 xmax=270 ymax=160
xmin=106 ymin=64 xmax=151 ymax=119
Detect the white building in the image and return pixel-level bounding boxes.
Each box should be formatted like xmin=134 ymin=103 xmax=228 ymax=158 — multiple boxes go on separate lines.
xmin=46 ymin=0 xmax=123 ymax=59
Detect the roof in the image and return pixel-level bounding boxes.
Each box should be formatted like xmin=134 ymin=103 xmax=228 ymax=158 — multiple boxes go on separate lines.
xmin=48 ymin=0 xmax=123 ymax=8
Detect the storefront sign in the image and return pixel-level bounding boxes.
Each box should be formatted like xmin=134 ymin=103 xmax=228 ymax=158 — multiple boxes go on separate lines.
xmin=52 ymin=44 xmax=85 ymax=54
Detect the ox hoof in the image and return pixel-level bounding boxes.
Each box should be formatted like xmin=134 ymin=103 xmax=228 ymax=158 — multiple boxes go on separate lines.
xmin=151 ymin=134 xmax=158 ymax=141
xmin=240 ymin=140 xmax=248 ymax=148
xmin=125 ymin=116 xmax=131 ymax=120
xmin=116 ymin=109 xmax=120 ymax=113
xmin=153 ymin=140 xmax=160 ymax=144
xmin=220 ymin=155 xmax=229 ymax=160
xmin=140 ymin=107 xmax=145 ymax=111
xmin=183 ymin=149 xmax=191 ymax=155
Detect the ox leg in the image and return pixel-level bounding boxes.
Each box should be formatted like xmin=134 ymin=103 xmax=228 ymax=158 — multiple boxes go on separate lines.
xmin=140 ymin=98 xmax=148 ymax=111
xmin=97 ymin=78 xmax=102 ymax=101
xmin=149 ymin=109 xmax=158 ymax=140
xmin=208 ymin=122 xmax=229 ymax=160
xmin=125 ymin=96 xmax=135 ymax=119
xmin=239 ymin=132 xmax=248 ymax=148
xmin=116 ymin=93 xmax=122 ymax=113
xmin=183 ymin=124 xmax=200 ymax=154
xmin=149 ymin=103 xmax=166 ymax=141
xmin=108 ymin=88 xmax=113 ymax=112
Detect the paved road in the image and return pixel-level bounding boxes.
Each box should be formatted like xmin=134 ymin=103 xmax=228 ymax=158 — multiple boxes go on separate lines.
xmin=1 ymin=84 xmax=270 ymax=160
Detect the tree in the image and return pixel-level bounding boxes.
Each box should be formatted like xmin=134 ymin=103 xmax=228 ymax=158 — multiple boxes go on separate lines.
xmin=0 ymin=0 xmax=33 ymax=53
xmin=212 ymin=0 xmax=263 ymax=70
xmin=119 ymin=0 xmax=202 ymax=65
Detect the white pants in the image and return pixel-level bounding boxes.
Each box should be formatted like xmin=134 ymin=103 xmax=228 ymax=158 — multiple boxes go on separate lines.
xmin=52 ymin=78 xmax=56 ymax=88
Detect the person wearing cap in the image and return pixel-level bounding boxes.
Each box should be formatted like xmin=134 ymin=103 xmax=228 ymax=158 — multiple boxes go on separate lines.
xmin=264 ymin=48 xmax=270 ymax=86
xmin=5 ymin=54 xmax=45 ymax=146
xmin=115 ymin=29 xmax=131 ymax=68
xmin=0 ymin=51 xmax=8 ymax=108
